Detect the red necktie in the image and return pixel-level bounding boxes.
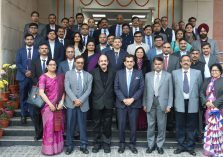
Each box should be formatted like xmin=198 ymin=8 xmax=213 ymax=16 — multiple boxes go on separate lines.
xmin=164 ymin=56 xmax=168 ymax=70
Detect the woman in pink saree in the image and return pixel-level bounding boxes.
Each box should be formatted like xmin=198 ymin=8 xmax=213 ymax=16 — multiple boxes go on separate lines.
xmin=39 ymin=59 xmax=65 ymax=155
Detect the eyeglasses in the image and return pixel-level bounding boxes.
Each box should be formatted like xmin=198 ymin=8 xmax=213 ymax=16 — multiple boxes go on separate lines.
xmin=76 ymin=62 xmax=84 ymax=64
xmin=211 ymin=70 xmax=220 ymax=72
xmin=134 ymin=36 xmax=142 ymax=38
xmin=48 ymin=64 xmax=56 ymax=66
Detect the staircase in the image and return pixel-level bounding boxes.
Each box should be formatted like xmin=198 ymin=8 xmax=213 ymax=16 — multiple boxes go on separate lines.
xmin=0 ymin=109 xmax=203 ymax=148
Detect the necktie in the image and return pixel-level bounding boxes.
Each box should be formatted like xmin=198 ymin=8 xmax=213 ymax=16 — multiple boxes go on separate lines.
xmin=69 ymin=62 xmax=73 ymax=70
xmin=183 ymin=71 xmax=189 ymax=94
xmin=115 ymin=52 xmax=119 ymax=64
xmin=117 ymin=25 xmax=121 ymax=37
xmin=127 ymin=70 xmax=132 ymax=96
xmin=164 ymin=55 xmax=168 ymax=70
xmin=147 ymin=36 xmax=152 ymax=48
xmin=27 ymin=48 xmax=32 ymax=70
xmin=77 ymin=71 xmax=82 ymax=91
xmin=90 ymin=30 xmax=93 ymax=37
xmin=104 ymin=29 xmax=106 ymax=35
xmin=154 ymin=73 xmax=160 ymax=96
xmin=42 ymin=59 xmax=46 ymax=73
xmin=60 ymin=39 xmax=63 ymax=44
xmin=83 ymin=36 xmax=86 ymax=46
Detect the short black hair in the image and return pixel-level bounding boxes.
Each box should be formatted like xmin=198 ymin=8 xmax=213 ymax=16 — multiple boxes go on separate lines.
xmin=75 ymin=55 xmax=85 ymax=62
xmin=154 ymin=35 xmax=163 ymax=41
xmin=179 ymin=38 xmax=187 ymax=43
xmin=29 ymin=23 xmax=38 ymax=28
xmin=210 ymin=63 xmax=223 ymax=74
xmin=39 ymin=42 xmax=48 ymax=48
xmin=100 ymin=17 xmax=109 ymax=22
xmin=175 ymin=29 xmax=184 ymax=37
xmin=132 ymin=16 xmax=139 ymax=21
xmin=48 ymin=29 xmax=57 ymax=35
xmin=134 ymin=31 xmax=143 ymax=37
xmin=153 ymin=22 xmax=161 ymax=26
xmin=185 ymin=23 xmax=193 ymax=28
xmin=190 ymin=48 xmax=200 ymax=53
xmin=122 ymin=23 xmax=130 ymax=29
xmin=46 ymin=59 xmax=57 ymax=66
xmin=153 ymin=56 xmax=163 ymax=63
xmin=124 ymin=54 xmax=135 ymax=62
xmin=143 ymin=25 xmax=152 ymax=30
xmin=48 ymin=13 xmax=56 ymax=18
xmin=76 ymin=13 xmax=84 ymax=18
xmin=201 ymin=42 xmax=211 ymax=48
xmin=81 ymin=23 xmax=89 ymax=28
xmin=161 ymin=16 xmax=168 ymax=20
xmin=61 ymin=17 xmax=69 ymax=22
xmin=107 ymin=34 xmax=115 ymax=38
xmin=24 ymin=33 xmax=34 ymax=39
xmin=188 ymin=17 xmax=197 ymax=22
xmin=31 ymin=11 xmax=39 ymax=17
xmin=180 ymin=55 xmax=191 ymax=62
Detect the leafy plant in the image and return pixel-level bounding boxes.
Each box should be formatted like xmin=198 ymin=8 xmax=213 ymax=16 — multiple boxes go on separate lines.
xmin=0 ymin=111 xmax=9 ymax=120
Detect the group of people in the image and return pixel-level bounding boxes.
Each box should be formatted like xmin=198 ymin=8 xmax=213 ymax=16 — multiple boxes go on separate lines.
xmin=15 ymin=11 xmax=223 ymax=156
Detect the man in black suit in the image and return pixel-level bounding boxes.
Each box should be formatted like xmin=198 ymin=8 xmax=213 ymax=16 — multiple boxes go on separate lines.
xmin=46 ymin=30 xmax=65 ymax=64
xmin=31 ymin=43 xmax=49 ymax=140
xmin=93 ymin=18 xmax=112 ymax=45
xmin=131 ymin=16 xmax=142 ymax=36
xmin=73 ymin=13 xmax=84 ymax=33
xmin=88 ymin=18 xmax=96 ymax=37
xmin=57 ymin=27 xmax=71 ymax=49
xmin=61 ymin=18 xmax=74 ymax=40
xmin=160 ymin=16 xmax=175 ymax=43
xmin=110 ymin=14 xmax=124 ymax=37
xmin=80 ymin=23 xmax=94 ymax=47
xmin=45 ymin=14 xmax=59 ymax=37
xmin=91 ymin=54 xmax=116 ymax=153
xmin=95 ymin=33 xmax=109 ymax=53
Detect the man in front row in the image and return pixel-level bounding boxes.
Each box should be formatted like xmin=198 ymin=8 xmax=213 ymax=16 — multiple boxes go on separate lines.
xmin=114 ymin=54 xmax=144 ymax=154
xmin=65 ymin=56 xmax=93 ymax=155
xmin=143 ymin=56 xmax=173 ymax=154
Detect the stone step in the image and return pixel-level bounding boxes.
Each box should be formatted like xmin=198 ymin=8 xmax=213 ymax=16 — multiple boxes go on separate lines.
xmin=0 ymin=136 xmax=203 ymax=148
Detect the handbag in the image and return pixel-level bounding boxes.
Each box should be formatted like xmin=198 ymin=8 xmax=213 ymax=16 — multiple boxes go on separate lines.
xmin=27 ymin=83 xmax=44 ymax=108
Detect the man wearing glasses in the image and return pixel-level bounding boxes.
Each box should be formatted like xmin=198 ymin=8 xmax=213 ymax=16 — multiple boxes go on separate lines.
xmin=127 ymin=31 xmax=149 ymax=55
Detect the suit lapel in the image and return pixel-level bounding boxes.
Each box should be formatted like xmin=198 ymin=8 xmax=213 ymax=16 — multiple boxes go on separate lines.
xmin=189 ymin=69 xmax=195 ymax=94
xmin=150 ymin=72 xmax=155 ymax=90
xmin=158 ymin=71 xmax=165 ymax=89
xmin=178 ymin=69 xmax=183 ymax=92
xmin=105 ymin=69 xmax=112 ymax=87
xmin=65 ymin=60 xmax=70 ymax=72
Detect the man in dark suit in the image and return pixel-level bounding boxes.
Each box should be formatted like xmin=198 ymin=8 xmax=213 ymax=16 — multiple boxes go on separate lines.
xmin=80 ymin=23 xmax=94 ymax=47
xmin=60 ymin=18 xmax=74 ymax=40
xmin=95 ymin=33 xmax=110 ymax=53
xmin=58 ymin=46 xmax=75 ymax=74
xmin=16 ymin=34 xmax=39 ymax=124
xmin=45 ymin=14 xmax=59 ymax=37
xmin=199 ymin=42 xmax=219 ymax=78
xmin=46 ymin=30 xmax=65 ymax=64
xmin=93 ymin=18 xmax=112 ymax=45
xmin=114 ymin=54 xmax=144 ymax=154
xmin=105 ymin=37 xmax=128 ymax=72
xmin=143 ymin=25 xmax=154 ymax=49
xmin=152 ymin=22 xmax=167 ymax=42
xmin=23 ymin=23 xmax=44 ymax=48
xmin=160 ymin=16 xmax=175 ymax=43
xmin=147 ymin=35 xmax=164 ymax=61
xmin=91 ymin=54 xmax=116 ymax=153
xmin=110 ymin=14 xmax=124 ymax=37
xmin=57 ymin=27 xmax=71 ymax=49
xmin=121 ymin=23 xmax=134 ymax=51
xmin=31 ymin=43 xmax=49 ymax=140
xmin=88 ymin=18 xmax=96 ymax=38
xmin=68 ymin=17 xmax=75 ymax=32
xmin=174 ymin=38 xmax=191 ymax=58
xmin=24 ymin=11 xmax=46 ymax=39
xmin=73 ymin=13 xmax=84 ymax=33
xmin=131 ymin=16 xmax=142 ymax=36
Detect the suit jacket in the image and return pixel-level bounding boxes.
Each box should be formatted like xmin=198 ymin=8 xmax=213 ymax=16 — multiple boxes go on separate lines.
xmin=172 ymin=68 xmax=203 ymax=113
xmin=57 ymin=38 xmax=71 ymax=49
xmin=24 ymin=22 xmax=46 ymax=38
xmin=64 ymin=70 xmax=93 ymax=112
xmin=22 ymin=34 xmax=44 ymax=48
xmin=95 ymin=44 xmax=110 ymax=53
xmin=114 ymin=69 xmax=144 ymax=109
xmin=45 ymin=24 xmax=60 ymax=37
xmin=174 ymin=51 xmax=190 ymax=58
xmin=143 ymin=71 xmax=173 ymax=112
xmin=147 ymin=48 xmax=162 ymax=61
xmin=142 ymin=35 xmax=154 ymax=49
xmin=64 ymin=28 xmax=74 ymax=40
xmin=199 ymin=54 xmax=219 ymax=67
xmin=201 ymin=77 xmax=223 ymax=109
xmin=105 ymin=49 xmax=128 ymax=72
xmin=16 ymin=47 xmax=39 ymax=81
xmin=31 ymin=57 xmax=48 ymax=85
xmin=109 ymin=24 xmax=122 ymax=36
xmin=57 ymin=60 xmax=75 ymax=74
xmin=91 ymin=67 xmax=116 ymax=109
xmin=93 ymin=28 xmax=112 ymax=45
xmin=161 ymin=27 xmax=173 ymax=43
xmin=152 ymin=32 xmax=168 ymax=42
xmin=130 ymin=27 xmax=143 ymax=36
xmin=157 ymin=54 xmax=180 ymax=73
xmin=121 ymin=33 xmax=134 ymax=51
xmin=191 ymin=38 xmax=218 ymax=56
xmin=46 ymin=40 xmax=65 ymax=64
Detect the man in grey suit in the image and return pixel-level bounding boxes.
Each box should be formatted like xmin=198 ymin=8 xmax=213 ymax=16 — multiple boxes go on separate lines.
xmin=143 ymin=56 xmax=173 ymax=154
xmin=172 ymin=55 xmax=203 ymax=156
xmin=191 ymin=23 xmax=218 ymax=56
xmin=65 ymin=56 xmax=93 ymax=155
xmin=199 ymin=43 xmax=219 ymax=78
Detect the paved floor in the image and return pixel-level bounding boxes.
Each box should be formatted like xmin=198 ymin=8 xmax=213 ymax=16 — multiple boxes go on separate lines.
xmin=0 ymin=146 xmax=205 ymax=157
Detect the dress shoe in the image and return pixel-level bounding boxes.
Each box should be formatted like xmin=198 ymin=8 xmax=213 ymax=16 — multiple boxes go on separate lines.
xmin=188 ymin=150 xmax=196 ymax=156
xmin=21 ymin=116 xmax=27 ymax=125
xmin=129 ymin=147 xmax=138 ymax=154
xmin=65 ymin=147 xmax=73 ymax=155
xmin=174 ymin=149 xmax=184 ymax=154
xmin=118 ymin=147 xmax=125 ymax=153
xmin=80 ymin=147 xmax=89 ymax=154
xmin=34 ymin=135 xmax=42 ymax=141
xmin=146 ymin=147 xmax=155 ymax=154
xmin=157 ymin=147 xmax=164 ymax=154
xmin=92 ymin=144 xmax=101 ymax=153
xmin=103 ymin=144 xmax=111 ymax=153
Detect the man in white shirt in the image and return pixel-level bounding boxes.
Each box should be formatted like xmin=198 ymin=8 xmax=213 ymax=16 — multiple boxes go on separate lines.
xmin=127 ymin=31 xmax=149 ymax=55
xmin=131 ymin=16 xmax=141 ymax=36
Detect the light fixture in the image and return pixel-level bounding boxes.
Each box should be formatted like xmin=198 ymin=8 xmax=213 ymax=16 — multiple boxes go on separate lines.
xmin=92 ymin=14 xmax=106 ymax=18
xmin=132 ymin=15 xmax=146 ymax=18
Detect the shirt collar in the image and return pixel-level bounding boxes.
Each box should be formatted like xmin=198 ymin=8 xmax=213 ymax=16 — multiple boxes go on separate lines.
xmin=155 ymin=70 xmax=162 ymax=75
xmin=182 ymin=68 xmax=190 ymax=73
xmin=26 ymin=46 xmax=33 ymax=50
xmin=40 ymin=56 xmax=48 ymax=61
xmin=126 ymin=68 xmax=133 ymax=72
xmin=75 ymin=68 xmax=83 ymax=73
xmin=67 ymin=59 xmax=74 ymax=62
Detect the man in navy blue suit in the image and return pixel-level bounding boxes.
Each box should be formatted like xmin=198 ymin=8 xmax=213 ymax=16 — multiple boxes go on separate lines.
xmin=114 ymin=54 xmax=144 ymax=154
xmin=16 ymin=33 xmax=39 ymax=124
xmin=46 ymin=30 xmax=65 ymax=65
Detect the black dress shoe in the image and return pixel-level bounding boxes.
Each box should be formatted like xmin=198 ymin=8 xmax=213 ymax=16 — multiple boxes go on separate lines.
xmin=157 ymin=147 xmax=164 ymax=154
xmin=130 ymin=147 xmax=138 ymax=154
xmin=188 ymin=150 xmax=196 ymax=156
xmin=92 ymin=144 xmax=101 ymax=153
xmin=21 ymin=116 xmax=27 ymax=124
xmin=103 ymin=144 xmax=111 ymax=153
xmin=80 ymin=148 xmax=89 ymax=154
xmin=65 ymin=147 xmax=73 ymax=155
xmin=118 ymin=147 xmax=125 ymax=153
xmin=34 ymin=135 xmax=42 ymax=141
xmin=146 ymin=147 xmax=155 ymax=154
xmin=174 ymin=149 xmax=184 ymax=154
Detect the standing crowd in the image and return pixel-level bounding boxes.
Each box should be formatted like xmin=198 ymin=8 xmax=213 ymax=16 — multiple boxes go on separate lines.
xmin=15 ymin=11 xmax=223 ymax=156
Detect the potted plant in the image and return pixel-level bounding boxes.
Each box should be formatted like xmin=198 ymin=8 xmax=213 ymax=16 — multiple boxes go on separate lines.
xmin=0 ymin=111 xmax=9 ymax=128
xmin=8 ymin=64 xmax=18 ymax=94
xmin=0 ymin=124 xmax=3 ymax=138
xmin=1 ymin=64 xmax=11 ymax=100
xmin=0 ymin=79 xmax=7 ymax=108
xmin=4 ymin=104 xmax=14 ymax=118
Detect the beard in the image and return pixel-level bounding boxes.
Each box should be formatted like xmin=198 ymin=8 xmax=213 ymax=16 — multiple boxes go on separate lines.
xmin=199 ymin=33 xmax=207 ymax=39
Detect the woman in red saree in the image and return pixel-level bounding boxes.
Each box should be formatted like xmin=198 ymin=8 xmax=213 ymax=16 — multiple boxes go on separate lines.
xmin=39 ymin=59 xmax=65 ymax=155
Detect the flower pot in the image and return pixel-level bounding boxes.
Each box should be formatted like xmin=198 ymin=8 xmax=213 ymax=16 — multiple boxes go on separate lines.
xmin=1 ymin=92 xmax=10 ymax=101
xmin=0 ymin=100 xmax=7 ymax=109
xmin=0 ymin=129 xmax=3 ymax=138
xmin=11 ymin=101 xmax=19 ymax=109
xmin=4 ymin=110 xmax=14 ymax=119
xmin=9 ymin=85 xmax=18 ymax=94
xmin=0 ymin=119 xmax=9 ymax=128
